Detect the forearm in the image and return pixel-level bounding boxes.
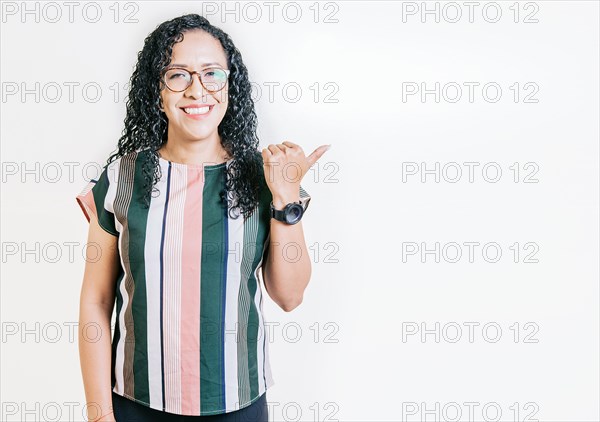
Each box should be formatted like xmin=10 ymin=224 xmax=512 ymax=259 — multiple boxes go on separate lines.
xmin=79 ymin=301 xmax=115 ymax=422
xmin=264 ymin=195 xmax=312 ymax=311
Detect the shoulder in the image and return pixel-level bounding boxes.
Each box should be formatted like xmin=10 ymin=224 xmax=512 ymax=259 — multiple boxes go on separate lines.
xmin=103 ymin=150 xmax=150 ymax=182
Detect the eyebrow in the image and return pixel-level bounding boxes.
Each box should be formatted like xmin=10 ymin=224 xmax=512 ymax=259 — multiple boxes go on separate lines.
xmin=167 ymin=62 xmax=224 ymax=69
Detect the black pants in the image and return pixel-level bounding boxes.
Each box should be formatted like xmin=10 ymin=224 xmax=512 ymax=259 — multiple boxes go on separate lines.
xmin=111 ymin=391 xmax=268 ymax=422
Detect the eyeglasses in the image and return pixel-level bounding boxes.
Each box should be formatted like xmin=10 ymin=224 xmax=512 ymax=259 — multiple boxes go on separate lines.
xmin=161 ymin=66 xmax=230 ymax=93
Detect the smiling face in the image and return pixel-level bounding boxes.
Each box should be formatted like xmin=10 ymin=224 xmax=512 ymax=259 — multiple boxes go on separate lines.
xmin=160 ymin=29 xmax=229 ymax=143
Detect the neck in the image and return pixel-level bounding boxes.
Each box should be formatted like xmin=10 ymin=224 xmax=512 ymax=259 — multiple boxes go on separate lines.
xmin=158 ymin=132 xmax=229 ymax=166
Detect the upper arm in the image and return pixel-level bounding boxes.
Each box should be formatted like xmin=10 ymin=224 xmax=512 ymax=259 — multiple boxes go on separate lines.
xmin=76 ymin=163 xmax=121 ymax=307
xmin=260 ymin=230 xmax=271 ymax=294
xmin=76 ymin=164 xmax=119 ymax=237
xmin=80 ymin=214 xmax=121 ymax=308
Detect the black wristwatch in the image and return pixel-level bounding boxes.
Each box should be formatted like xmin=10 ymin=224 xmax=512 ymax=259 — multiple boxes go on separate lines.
xmin=270 ymin=198 xmax=310 ymax=225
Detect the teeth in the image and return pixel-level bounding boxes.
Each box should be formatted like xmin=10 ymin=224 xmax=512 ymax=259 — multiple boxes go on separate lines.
xmin=183 ymin=106 xmax=210 ymax=115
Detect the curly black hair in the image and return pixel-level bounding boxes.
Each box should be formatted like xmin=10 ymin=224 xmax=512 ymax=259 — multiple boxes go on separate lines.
xmin=106 ymin=13 xmax=264 ymax=220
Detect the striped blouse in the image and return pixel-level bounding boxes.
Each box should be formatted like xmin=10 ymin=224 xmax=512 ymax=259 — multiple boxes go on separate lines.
xmin=75 ymin=149 xmax=311 ymax=416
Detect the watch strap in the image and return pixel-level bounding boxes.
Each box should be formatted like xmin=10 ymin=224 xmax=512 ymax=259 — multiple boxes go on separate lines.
xmin=269 ymin=184 xmax=312 ymax=224
xmin=270 ymin=204 xmax=287 ymax=221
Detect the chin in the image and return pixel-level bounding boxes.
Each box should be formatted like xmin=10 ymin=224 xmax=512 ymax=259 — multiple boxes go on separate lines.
xmin=183 ymin=127 xmax=218 ymax=140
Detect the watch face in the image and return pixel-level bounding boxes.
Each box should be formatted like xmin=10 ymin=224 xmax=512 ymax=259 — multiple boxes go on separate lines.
xmin=285 ymin=203 xmax=304 ymax=224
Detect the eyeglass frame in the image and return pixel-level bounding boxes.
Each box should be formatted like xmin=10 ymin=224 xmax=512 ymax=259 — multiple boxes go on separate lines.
xmin=160 ymin=66 xmax=231 ymax=93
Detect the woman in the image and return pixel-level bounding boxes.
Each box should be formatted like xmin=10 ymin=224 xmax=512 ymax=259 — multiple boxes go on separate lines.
xmin=76 ymin=14 xmax=329 ymax=422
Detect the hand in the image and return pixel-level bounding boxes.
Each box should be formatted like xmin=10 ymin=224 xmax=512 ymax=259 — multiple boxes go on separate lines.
xmin=261 ymin=141 xmax=330 ymax=205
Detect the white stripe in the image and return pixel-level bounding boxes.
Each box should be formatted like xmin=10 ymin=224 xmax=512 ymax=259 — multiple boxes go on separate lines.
xmin=255 ymin=230 xmax=276 ymax=391
xmin=224 ymin=192 xmax=243 ymax=411
xmin=108 ymin=159 xmax=127 ymax=396
xmin=254 ymin=248 xmax=267 ymax=393
xmin=144 ymin=159 xmax=169 ymax=410
xmin=236 ymin=208 xmax=258 ymax=404
xmin=104 ymin=161 xmax=119 ymax=220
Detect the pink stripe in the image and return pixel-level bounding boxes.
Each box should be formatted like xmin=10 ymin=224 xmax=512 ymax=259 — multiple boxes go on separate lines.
xmin=180 ymin=169 xmax=204 ymax=415
xmin=76 ymin=186 xmax=98 ymax=223
xmin=163 ymin=166 xmax=187 ymax=412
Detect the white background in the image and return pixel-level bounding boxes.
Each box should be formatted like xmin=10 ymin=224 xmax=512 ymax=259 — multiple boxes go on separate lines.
xmin=1 ymin=1 xmax=599 ymax=421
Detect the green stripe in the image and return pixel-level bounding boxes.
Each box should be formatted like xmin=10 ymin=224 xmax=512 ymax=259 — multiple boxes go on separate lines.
xmin=111 ymin=270 xmax=125 ymax=389
xmin=93 ymin=167 xmax=118 ymax=235
xmin=200 ymin=165 xmax=227 ymax=411
xmin=128 ymin=152 xmax=151 ymax=402
xmin=244 ymin=215 xmax=261 ymax=399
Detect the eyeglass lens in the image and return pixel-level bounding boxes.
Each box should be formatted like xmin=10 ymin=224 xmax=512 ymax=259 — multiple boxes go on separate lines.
xmin=164 ymin=68 xmax=228 ymax=92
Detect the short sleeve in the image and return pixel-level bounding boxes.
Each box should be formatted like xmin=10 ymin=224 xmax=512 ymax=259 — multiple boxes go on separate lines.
xmin=76 ymin=165 xmax=119 ymax=236
xmin=299 ymin=184 xmax=311 ymax=211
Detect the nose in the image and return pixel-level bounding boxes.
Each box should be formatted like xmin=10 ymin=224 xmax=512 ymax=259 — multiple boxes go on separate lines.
xmin=184 ymin=73 xmax=210 ymax=100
